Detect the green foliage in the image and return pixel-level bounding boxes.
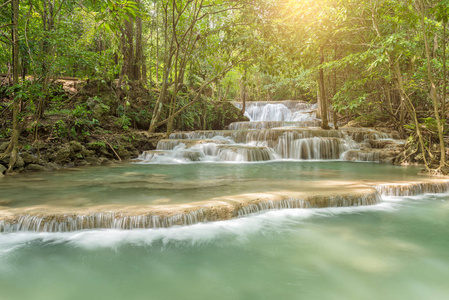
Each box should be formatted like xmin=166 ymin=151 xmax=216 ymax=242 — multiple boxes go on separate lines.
xmin=115 ymin=104 xmax=132 ymax=130
xmin=88 ymin=141 xmax=106 ymax=149
xmin=1 ymin=0 xmax=448 ymax=141
xmin=53 ymin=120 xmax=69 ymax=138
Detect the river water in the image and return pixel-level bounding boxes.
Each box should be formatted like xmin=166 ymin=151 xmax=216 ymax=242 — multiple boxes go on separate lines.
xmin=1 ymin=101 xmax=448 ymax=299
xmin=0 ymin=190 xmax=448 ymax=300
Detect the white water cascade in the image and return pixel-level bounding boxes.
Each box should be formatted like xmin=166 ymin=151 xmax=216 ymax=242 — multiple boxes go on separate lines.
xmin=138 ymin=100 xmax=401 ymax=163
xmin=233 ymin=101 xmax=318 ymax=122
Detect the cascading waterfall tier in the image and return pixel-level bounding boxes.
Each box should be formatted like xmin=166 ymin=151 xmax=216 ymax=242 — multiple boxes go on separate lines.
xmin=228 ymin=120 xmax=322 ymax=130
xmin=236 ymin=192 xmax=382 ymax=217
xmin=2 ymin=178 xmax=446 ymax=233
xmin=0 ymin=184 xmax=384 ymax=232
xmin=233 ymin=101 xmax=317 ymax=122
xmin=0 ymin=210 xmax=210 ymax=233
xmin=137 ymin=99 xmax=398 ymax=163
xmin=216 ymin=145 xmax=275 ymax=161
xmin=375 ymin=180 xmax=449 ymax=196
xmin=150 ymin=127 xmax=391 ymax=162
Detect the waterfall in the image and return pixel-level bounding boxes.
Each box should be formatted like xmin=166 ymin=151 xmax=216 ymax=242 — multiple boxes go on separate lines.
xmin=236 ymin=192 xmax=382 ymax=217
xmin=237 ymin=101 xmax=317 ymax=122
xmin=375 ymin=181 xmax=449 ymax=196
xmin=1 ymin=178 xmax=448 ymax=232
xmin=0 ymin=190 xmax=383 ymax=233
xmin=138 ymin=100 xmax=396 ymax=163
xmin=0 ymin=210 xmax=210 ymax=232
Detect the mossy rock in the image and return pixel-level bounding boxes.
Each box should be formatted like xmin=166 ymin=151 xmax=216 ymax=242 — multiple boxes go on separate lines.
xmin=69 ymin=141 xmax=84 ymax=152
xmin=0 ymin=164 xmax=6 ymax=174
xmin=21 ymin=152 xmax=39 ymax=165
xmin=98 ymin=157 xmax=111 ymax=165
xmin=25 ymin=164 xmax=46 ymax=172
xmin=54 ymin=147 xmax=71 ymax=163
xmin=117 ymin=149 xmax=131 ymax=159
xmin=85 ymin=157 xmax=100 ymax=166
xmin=16 ymin=155 xmax=25 ymax=169
xmin=80 ymin=149 xmax=96 ymax=158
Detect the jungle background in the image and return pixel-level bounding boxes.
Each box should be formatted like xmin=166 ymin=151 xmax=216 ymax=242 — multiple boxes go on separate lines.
xmin=1 ymin=0 xmax=449 ymax=173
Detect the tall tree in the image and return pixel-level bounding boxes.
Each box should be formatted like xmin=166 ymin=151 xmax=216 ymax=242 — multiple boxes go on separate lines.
xmin=0 ymin=0 xmax=20 ymax=172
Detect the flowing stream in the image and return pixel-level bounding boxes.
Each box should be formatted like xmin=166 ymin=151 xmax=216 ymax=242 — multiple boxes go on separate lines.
xmin=1 ymin=101 xmax=448 ymax=299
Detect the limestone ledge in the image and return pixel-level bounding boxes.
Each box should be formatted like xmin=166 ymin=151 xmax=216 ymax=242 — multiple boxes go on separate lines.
xmin=1 ymin=178 xmax=448 ymax=232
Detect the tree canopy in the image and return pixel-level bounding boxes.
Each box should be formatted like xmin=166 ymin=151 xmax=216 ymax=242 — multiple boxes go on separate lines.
xmin=1 ymin=0 xmax=449 ymax=172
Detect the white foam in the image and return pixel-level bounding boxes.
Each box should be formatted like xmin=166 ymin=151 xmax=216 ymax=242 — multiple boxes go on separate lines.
xmin=0 ymin=202 xmax=397 ymax=252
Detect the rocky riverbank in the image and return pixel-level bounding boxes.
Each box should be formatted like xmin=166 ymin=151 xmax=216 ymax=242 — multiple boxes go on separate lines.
xmin=0 ymin=131 xmax=164 ymax=175
xmin=0 ymin=79 xmax=249 ymax=175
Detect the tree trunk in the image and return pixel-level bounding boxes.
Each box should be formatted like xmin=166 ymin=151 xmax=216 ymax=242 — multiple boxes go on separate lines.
xmin=134 ymin=0 xmax=142 ymax=82
xmin=155 ymin=2 xmax=159 ymax=84
xmin=202 ymin=96 xmax=207 ymax=129
xmin=223 ymin=84 xmax=230 ymax=101
xmin=332 ymin=43 xmax=338 ymax=129
xmin=443 ymin=20 xmax=447 ymax=123
xmin=124 ymin=17 xmax=134 ymax=80
xmin=318 ymin=47 xmax=330 ymax=129
xmin=7 ymin=0 xmax=20 ymax=173
xmin=149 ymin=4 xmax=174 ymax=133
xmin=241 ymin=68 xmax=247 ymax=114
xmin=419 ymin=0 xmax=446 ymax=169
xmin=393 ymin=62 xmax=431 ymax=169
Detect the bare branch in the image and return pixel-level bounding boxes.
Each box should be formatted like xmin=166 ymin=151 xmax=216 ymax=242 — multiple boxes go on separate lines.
xmin=0 ymin=23 xmax=13 ymax=30
xmin=0 ymin=32 xmax=13 ymax=44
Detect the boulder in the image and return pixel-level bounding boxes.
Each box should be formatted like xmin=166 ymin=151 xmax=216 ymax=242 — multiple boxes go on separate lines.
xmin=16 ymin=155 xmax=25 ymax=169
xmin=98 ymin=157 xmax=110 ymax=165
xmin=0 ymin=164 xmax=6 ymax=174
xmin=54 ymin=147 xmax=71 ymax=163
xmin=97 ymin=148 xmax=113 ymax=158
xmin=69 ymin=141 xmax=84 ymax=153
xmin=44 ymin=162 xmax=61 ymax=171
xmin=25 ymin=164 xmax=46 ymax=172
xmin=80 ymin=149 xmax=96 ymax=158
xmin=21 ymin=152 xmax=39 ymax=165
xmin=117 ymin=149 xmax=131 ymax=159
xmin=32 ymin=140 xmax=49 ymax=151
xmin=85 ymin=157 xmax=100 ymax=166
xmin=75 ymin=160 xmax=89 ymax=167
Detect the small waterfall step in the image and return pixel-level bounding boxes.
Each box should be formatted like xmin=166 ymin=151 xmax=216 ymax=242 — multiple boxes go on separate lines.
xmin=139 ymin=150 xmax=203 ymax=162
xmin=228 ymin=120 xmax=322 ymax=130
xmin=215 ymin=144 xmax=275 ymax=161
xmin=0 ymin=181 xmax=383 ymax=232
xmin=140 ymin=127 xmax=395 ymax=163
xmin=156 ymin=139 xmax=229 ymax=150
xmin=233 ymin=100 xmax=318 ymax=122
xmin=169 ymin=128 xmax=391 ymax=144
xmin=375 ymin=181 xmax=449 ymax=196
xmin=3 ymin=178 xmax=448 ymax=232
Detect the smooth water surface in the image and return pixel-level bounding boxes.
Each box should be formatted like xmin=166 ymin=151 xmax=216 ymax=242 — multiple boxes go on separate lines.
xmin=0 ymin=193 xmax=448 ymax=300
xmin=0 ymin=161 xmax=422 ymax=208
